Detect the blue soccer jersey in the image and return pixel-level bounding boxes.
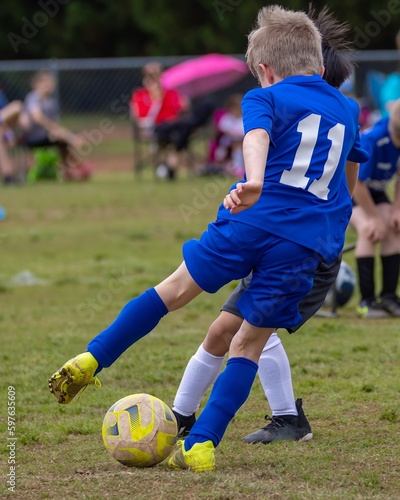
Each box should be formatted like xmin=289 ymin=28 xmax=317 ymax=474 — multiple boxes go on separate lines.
xmin=217 ymin=75 xmax=369 ymax=263
xmin=358 ymin=117 xmax=400 ymax=191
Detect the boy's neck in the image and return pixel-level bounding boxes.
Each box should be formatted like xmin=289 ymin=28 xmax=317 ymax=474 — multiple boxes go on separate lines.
xmin=259 ymin=63 xmax=322 ymax=88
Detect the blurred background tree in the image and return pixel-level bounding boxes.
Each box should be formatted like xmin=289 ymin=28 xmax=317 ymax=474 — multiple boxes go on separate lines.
xmin=1 ymin=0 xmax=399 ymax=60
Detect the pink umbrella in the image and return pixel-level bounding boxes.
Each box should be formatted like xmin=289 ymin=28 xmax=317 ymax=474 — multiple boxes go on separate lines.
xmin=161 ymin=53 xmax=249 ymax=98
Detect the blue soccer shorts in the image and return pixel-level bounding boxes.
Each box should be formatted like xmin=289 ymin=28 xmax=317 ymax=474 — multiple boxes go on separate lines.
xmin=183 ymin=219 xmax=320 ymax=329
xmin=221 ymin=255 xmax=341 ymax=333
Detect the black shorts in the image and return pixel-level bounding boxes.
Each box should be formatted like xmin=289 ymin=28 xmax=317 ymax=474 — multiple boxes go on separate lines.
xmin=25 ymin=137 xmax=67 ymax=149
xmin=353 ymin=189 xmax=390 ymax=206
xmin=154 ymin=120 xmax=193 ymax=151
xmin=221 ymin=254 xmax=341 ymax=333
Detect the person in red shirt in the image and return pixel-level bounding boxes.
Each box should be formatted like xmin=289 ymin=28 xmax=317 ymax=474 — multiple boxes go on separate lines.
xmin=131 ymin=63 xmax=185 ymax=130
xmin=131 ymin=62 xmax=187 ymax=179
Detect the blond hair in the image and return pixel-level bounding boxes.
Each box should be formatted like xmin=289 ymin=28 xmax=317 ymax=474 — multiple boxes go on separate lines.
xmin=246 ymin=5 xmax=323 ymax=80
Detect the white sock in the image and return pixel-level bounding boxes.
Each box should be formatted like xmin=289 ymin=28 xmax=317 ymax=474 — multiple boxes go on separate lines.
xmin=258 ymin=332 xmax=297 ymax=416
xmin=173 ymin=344 xmax=225 ymax=416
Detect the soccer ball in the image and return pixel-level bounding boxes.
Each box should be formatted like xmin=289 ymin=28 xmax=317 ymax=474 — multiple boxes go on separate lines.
xmin=102 ymin=393 xmax=178 ymax=468
xmin=324 ymin=261 xmax=357 ymax=308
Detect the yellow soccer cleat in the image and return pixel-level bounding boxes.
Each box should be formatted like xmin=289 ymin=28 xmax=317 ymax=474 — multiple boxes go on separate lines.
xmin=168 ymin=439 xmax=215 ymax=472
xmin=48 ymin=352 xmax=101 ymax=404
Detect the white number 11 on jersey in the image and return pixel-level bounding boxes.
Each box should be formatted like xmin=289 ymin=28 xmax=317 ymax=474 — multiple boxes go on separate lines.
xmin=279 ymin=114 xmax=345 ymax=200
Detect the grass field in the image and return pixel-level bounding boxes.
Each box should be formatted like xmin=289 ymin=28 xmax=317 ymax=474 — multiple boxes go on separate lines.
xmin=1 ymin=172 xmax=399 ymax=499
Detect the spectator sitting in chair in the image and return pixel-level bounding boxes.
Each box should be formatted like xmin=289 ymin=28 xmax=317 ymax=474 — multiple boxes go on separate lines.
xmin=131 ymin=63 xmax=215 ymax=179
xmin=213 ymin=93 xmax=245 ymax=178
xmin=20 ymin=71 xmax=92 ymax=181
xmin=131 ymin=62 xmax=187 ymax=179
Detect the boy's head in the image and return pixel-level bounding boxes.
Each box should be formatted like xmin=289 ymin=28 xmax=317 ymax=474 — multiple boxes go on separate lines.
xmin=31 ymin=71 xmax=56 ymax=96
xmin=246 ymin=5 xmax=323 ymax=84
xmin=308 ymin=6 xmax=354 ymax=88
xmin=142 ymin=62 xmax=163 ymax=90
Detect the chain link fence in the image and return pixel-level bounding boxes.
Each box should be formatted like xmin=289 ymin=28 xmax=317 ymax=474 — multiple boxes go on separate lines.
xmin=0 ymin=55 xmax=256 ymax=117
xmin=0 ymin=52 xmax=399 ymax=174
xmin=0 ymin=51 xmax=398 ymax=116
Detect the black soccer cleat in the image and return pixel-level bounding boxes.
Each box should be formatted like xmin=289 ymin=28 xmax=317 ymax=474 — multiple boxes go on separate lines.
xmin=380 ymin=294 xmax=400 ymax=317
xmin=172 ymin=410 xmax=196 ymax=437
xmin=243 ymin=398 xmax=313 ymax=444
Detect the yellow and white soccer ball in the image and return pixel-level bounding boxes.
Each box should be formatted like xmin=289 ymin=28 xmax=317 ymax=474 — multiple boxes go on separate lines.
xmin=102 ymin=393 xmax=178 ymax=468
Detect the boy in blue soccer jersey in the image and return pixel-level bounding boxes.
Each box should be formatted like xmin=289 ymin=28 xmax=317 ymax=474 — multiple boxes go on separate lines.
xmin=49 ymin=5 xmax=368 ymax=471
xmin=171 ymin=7 xmax=356 ymax=444
xmin=351 ymin=101 xmax=400 ymax=318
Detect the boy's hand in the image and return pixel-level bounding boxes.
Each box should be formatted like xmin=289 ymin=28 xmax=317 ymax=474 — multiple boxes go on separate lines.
xmin=223 ymin=180 xmax=263 ymax=214
xmin=71 ymin=134 xmax=88 ymax=148
xmin=362 ymin=216 xmax=386 ymax=243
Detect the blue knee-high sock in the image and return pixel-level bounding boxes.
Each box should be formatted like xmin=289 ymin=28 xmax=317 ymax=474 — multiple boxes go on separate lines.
xmin=184 ymin=357 xmax=258 ymax=450
xmin=87 ymin=288 xmax=168 ymax=369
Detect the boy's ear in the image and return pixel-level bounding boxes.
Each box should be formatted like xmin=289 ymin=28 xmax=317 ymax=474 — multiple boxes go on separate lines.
xmin=320 ymin=65 xmax=325 ymax=78
xmin=258 ymin=64 xmax=276 ymax=85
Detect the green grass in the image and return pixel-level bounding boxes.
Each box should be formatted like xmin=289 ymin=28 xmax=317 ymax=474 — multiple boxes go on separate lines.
xmin=1 ymin=174 xmax=399 ymax=499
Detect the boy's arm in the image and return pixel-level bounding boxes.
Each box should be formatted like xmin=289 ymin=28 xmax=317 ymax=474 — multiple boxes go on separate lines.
xmin=224 ymin=128 xmax=269 ymax=214
xmin=352 ymin=180 xmax=379 ymax=218
xmin=345 ymin=161 xmax=359 ymax=196
xmin=28 ymin=105 xmax=84 ymax=147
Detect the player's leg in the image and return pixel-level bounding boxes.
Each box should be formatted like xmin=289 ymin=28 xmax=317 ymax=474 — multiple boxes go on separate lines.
xmin=49 ymin=219 xmax=260 ymax=404
xmin=87 ymin=261 xmax=203 ymax=366
xmin=49 ymin=262 xmax=204 ymax=403
xmin=172 ymin=275 xmax=300 ymax=439
xmin=173 ymin=268 xmax=307 ymax=439
xmin=169 ymin=237 xmax=319 ymax=471
xmin=244 ymin=256 xmax=340 ymax=443
xmin=0 ymin=102 xmax=22 ymax=183
xmin=169 ymin=228 xmax=284 ymax=425
xmin=169 ymin=321 xmax=274 ymax=472
xmin=172 ymin=276 xmax=250 ymax=434
xmin=0 ymin=126 xmax=14 ymax=181
xmin=242 ymin=333 xmax=306 ymax=444
xmin=350 ymin=204 xmax=389 ymax=318
xmin=376 ymin=202 xmax=400 ymax=316
xmin=55 ymin=142 xmax=92 ymax=181
xmin=172 ymin=311 xmax=242 ymax=434
xmin=173 ymin=257 xmax=338 ymax=441
xmin=0 ymin=100 xmax=22 ymax=128
xmin=197 ymin=320 xmax=275 ymax=446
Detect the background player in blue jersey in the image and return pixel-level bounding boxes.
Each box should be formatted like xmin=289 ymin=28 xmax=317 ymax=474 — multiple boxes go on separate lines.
xmin=351 ymin=101 xmax=400 ymax=318
xmin=171 ymin=6 xmax=355 ymax=445
xmin=49 ymin=5 xmax=368 ymax=471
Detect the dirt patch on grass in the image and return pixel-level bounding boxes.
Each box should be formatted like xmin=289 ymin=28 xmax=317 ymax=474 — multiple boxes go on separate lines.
xmin=92 ymin=152 xmax=134 ymax=173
